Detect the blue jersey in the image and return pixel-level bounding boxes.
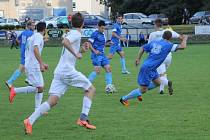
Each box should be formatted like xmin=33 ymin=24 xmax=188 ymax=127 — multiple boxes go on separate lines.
xmin=142 ymin=39 xmax=178 ymax=70
xmin=88 ymin=30 xmax=106 ymax=54
xmin=18 ymin=29 xmax=34 ymax=49
xmin=111 ymin=22 xmax=122 ymax=45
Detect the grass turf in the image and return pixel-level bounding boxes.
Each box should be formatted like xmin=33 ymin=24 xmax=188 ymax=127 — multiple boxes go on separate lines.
xmin=0 ymin=43 xmax=210 ymax=140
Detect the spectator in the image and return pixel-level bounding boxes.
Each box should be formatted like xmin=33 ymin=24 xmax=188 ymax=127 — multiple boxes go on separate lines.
xmin=182 ymin=8 xmax=190 ymax=24
xmin=123 ymin=30 xmax=131 ymax=47
xmin=138 ymin=32 xmax=145 ymax=46
xmin=10 ymin=31 xmax=18 ymax=49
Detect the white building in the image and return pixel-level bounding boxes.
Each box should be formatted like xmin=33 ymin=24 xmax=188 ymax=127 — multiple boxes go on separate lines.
xmin=72 ymin=0 xmax=110 ymax=18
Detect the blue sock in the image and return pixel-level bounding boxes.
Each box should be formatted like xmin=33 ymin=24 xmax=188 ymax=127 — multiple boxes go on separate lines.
xmin=148 ymin=82 xmax=157 ymax=90
xmin=88 ymin=71 xmax=97 ymax=82
xmin=7 ymin=69 xmax=21 ymax=85
xmin=122 ymin=88 xmax=142 ymax=101
xmin=105 ymin=72 xmax=112 ymax=85
xmin=120 ymin=58 xmax=127 ymax=72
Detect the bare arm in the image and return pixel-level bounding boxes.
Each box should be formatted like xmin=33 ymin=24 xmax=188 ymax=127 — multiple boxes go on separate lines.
xmin=112 ymin=32 xmax=127 ymax=42
xmin=135 ymin=47 xmax=145 ymax=66
xmin=34 ymin=46 xmax=45 ymax=71
xmin=176 ymin=35 xmax=188 ymax=50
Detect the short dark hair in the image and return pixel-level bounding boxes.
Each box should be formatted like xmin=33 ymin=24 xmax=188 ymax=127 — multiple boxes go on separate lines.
xmin=116 ymin=14 xmax=123 ymax=18
xmin=98 ymin=20 xmax=106 ymax=27
xmin=162 ymin=30 xmax=172 ymax=40
xmin=71 ymin=12 xmax=84 ymax=28
xmin=155 ymin=19 xmax=163 ymax=27
xmin=26 ymin=20 xmax=34 ymax=27
xmin=36 ymin=22 xmax=46 ymax=32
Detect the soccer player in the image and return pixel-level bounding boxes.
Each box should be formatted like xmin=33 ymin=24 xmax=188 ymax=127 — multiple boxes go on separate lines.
xmin=23 ymin=13 xmax=96 ymax=135
xmin=87 ymin=20 xmax=116 ymax=93
xmin=148 ymin=19 xmax=182 ymax=95
xmin=120 ymin=31 xmax=188 ymax=106
xmin=5 ymin=20 xmax=35 ymax=88
xmin=108 ymin=14 xmax=130 ymax=74
xmin=9 ymin=22 xmax=47 ymax=113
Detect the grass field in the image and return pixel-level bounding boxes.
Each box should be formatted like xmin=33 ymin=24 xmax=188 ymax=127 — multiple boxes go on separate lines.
xmin=0 ymin=43 xmax=210 ymax=140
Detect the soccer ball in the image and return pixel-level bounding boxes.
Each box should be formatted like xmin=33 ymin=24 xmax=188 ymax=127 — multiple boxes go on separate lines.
xmin=105 ymin=84 xmax=117 ymax=94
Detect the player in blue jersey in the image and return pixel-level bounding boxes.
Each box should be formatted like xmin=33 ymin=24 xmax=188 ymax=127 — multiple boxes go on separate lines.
xmin=87 ymin=20 xmax=116 ymax=93
xmin=5 ymin=20 xmax=35 ymax=88
xmin=120 ymin=31 xmax=188 ymax=106
xmin=108 ymin=15 xmax=130 ymax=74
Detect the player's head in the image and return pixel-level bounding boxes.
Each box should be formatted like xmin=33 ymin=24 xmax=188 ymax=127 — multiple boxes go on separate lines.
xmin=36 ymin=22 xmax=46 ymax=33
xmin=116 ymin=14 xmax=123 ymax=24
xmin=26 ymin=20 xmax=35 ymax=31
xmin=71 ymin=12 xmax=84 ymax=29
xmin=97 ymin=20 xmax=106 ymax=33
xmin=162 ymin=30 xmax=172 ymax=40
xmin=154 ymin=19 xmax=163 ymax=28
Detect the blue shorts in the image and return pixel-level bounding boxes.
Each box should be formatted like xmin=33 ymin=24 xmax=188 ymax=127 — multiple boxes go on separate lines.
xmin=91 ymin=54 xmax=110 ymax=67
xmin=20 ymin=45 xmax=25 ymax=65
xmin=138 ymin=65 xmax=159 ymax=86
xmin=109 ymin=44 xmax=123 ymax=55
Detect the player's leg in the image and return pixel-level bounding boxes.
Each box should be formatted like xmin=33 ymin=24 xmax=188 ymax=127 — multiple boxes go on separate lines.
xmin=108 ymin=45 xmax=116 ymax=59
xmin=70 ymin=71 xmax=96 ymax=129
xmin=118 ymin=49 xmax=130 ymax=74
xmin=24 ymin=75 xmax=68 ymax=134
xmin=88 ymin=57 xmax=101 ymax=82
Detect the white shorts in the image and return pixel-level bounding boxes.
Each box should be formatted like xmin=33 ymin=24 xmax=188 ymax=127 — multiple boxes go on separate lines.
xmin=157 ymin=53 xmax=172 ymax=74
xmin=25 ymin=68 xmax=44 ymax=87
xmin=49 ymin=71 xmax=92 ymax=98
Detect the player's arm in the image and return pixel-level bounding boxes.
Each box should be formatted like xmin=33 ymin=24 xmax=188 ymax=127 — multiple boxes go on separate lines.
xmin=34 ymin=46 xmax=46 ymax=72
xmin=62 ymin=38 xmax=82 ymax=59
xmin=135 ymin=47 xmax=145 ymax=66
xmin=112 ymin=31 xmax=127 ymax=42
xmin=174 ymin=35 xmax=188 ymax=51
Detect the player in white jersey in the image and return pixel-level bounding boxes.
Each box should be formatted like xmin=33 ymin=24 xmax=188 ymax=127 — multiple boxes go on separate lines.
xmin=9 ymin=22 xmax=48 ymax=111
xmin=23 ymin=13 xmax=96 ymax=135
xmin=148 ymin=19 xmax=182 ymax=95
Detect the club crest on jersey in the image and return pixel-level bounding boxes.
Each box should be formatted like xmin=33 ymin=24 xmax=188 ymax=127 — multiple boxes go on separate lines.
xmin=151 ymin=43 xmax=162 ymax=54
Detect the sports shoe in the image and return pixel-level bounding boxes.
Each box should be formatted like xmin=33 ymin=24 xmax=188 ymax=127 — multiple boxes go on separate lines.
xmin=137 ymin=96 xmax=143 ymax=102
xmin=159 ymin=90 xmax=164 ymax=94
xmin=5 ymin=81 xmax=12 ymax=89
xmin=9 ymin=86 xmax=16 ymax=103
xmin=24 ymin=119 xmax=32 ymax=135
xmin=76 ymin=119 xmax=96 ymax=130
xmin=168 ymin=81 xmax=173 ymax=95
xmin=120 ymin=98 xmax=129 ymax=106
xmin=122 ymin=70 xmax=130 ymax=74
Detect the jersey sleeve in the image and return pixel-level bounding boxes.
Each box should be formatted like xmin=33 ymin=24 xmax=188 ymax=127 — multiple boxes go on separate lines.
xmin=143 ymin=43 xmax=151 ymax=52
xmin=88 ymin=32 xmax=97 ymax=44
xmin=65 ymin=34 xmax=78 ymax=44
xmin=33 ymin=34 xmax=42 ymax=48
xmin=17 ymin=33 xmax=22 ymax=42
xmin=171 ymin=44 xmax=179 ymax=52
xmin=148 ymin=33 xmax=154 ymax=43
xmin=171 ymin=30 xmax=180 ymax=38
xmin=112 ymin=24 xmax=118 ymax=33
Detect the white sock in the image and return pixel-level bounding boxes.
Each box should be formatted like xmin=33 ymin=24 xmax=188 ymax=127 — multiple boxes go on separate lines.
xmin=29 ymin=102 xmax=50 ymax=125
xmin=81 ymin=96 xmax=92 ymax=116
xmin=159 ymin=76 xmax=168 ymax=92
xmin=35 ymin=93 xmax=43 ymax=111
xmin=14 ymin=86 xmax=37 ymax=94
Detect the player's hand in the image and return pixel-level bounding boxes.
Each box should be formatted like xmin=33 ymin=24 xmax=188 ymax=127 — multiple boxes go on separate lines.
xmin=121 ymin=37 xmax=127 ymax=42
xmin=135 ymin=59 xmax=140 ymax=66
xmin=94 ymin=50 xmax=101 ymax=55
xmin=76 ymin=53 xmax=82 ymax=59
xmin=40 ymin=63 xmax=46 ymax=72
xmin=43 ymin=63 xmax=48 ymax=70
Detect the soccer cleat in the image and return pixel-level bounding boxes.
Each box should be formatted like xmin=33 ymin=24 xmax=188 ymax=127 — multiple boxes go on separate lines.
xmin=122 ymin=70 xmax=130 ymax=74
xmin=23 ymin=119 xmax=32 ymax=135
xmin=168 ymin=81 xmax=173 ymax=95
xmin=76 ymin=119 xmax=96 ymax=130
xmin=9 ymin=86 xmax=16 ymax=103
xmin=159 ymin=90 xmax=165 ymax=94
xmin=120 ymin=98 xmax=129 ymax=106
xmin=5 ymin=81 xmax=12 ymax=89
xmin=137 ymin=96 xmax=143 ymax=102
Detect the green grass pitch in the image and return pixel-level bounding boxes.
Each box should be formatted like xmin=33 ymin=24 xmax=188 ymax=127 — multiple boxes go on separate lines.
xmin=0 ymin=43 xmax=210 ymax=140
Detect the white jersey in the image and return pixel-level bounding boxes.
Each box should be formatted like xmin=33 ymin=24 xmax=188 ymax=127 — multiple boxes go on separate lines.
xmin=25 ymin=32 xmax=44 ymax=69
xmin=54 ymin=29 xmax=82 ymax=75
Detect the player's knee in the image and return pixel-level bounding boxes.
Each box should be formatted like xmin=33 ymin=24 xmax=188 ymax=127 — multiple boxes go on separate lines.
xmin=105 ymin=67 xmax=111 ymax=72
xmin=141 ymin=87 xmax=147 ymax=93
xmin=37 ymin=87 xmax=44 ymax=93
xmin=95 ymin=69 xmax=100 ymax=74
xmin=86 ymin=85 xmax=96 ymax=97
xmin=48 ymin=95 xmax=59 ymax=107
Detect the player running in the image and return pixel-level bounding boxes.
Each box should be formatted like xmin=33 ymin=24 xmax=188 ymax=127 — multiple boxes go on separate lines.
xmin=108 ymin=14 xmax=130 ymax=74
xmin=120 ymin=31 xmax=188 ymax=106
xmin=23 ymin=13 xmax=96 ymax=135
xmin=5 ymin=20 xmax=35 ymax=88
xmin=87 ymin=20 xmax=117 ymax=93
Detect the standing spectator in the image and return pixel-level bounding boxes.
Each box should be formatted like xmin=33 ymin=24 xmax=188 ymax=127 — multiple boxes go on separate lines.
xmin=123 ymin=30 xmax=131 ymax=47
xmin=182 ymin=8 xmax=190 ymax=24
xmin=10 ymin=31 xmax=18 ymax=49
xmin=138 ymin=32 xmax=145 ymax=46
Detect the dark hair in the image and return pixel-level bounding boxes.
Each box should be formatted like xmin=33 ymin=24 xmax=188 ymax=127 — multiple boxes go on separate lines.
xmin=116 ymin=14 xmax=123 ymax=18
xmin=98 ymin=20 xmax=106 ymax=27
xmin=36 ymin=22 xmax=46 ymax=32
xmin=162 ymin=30 xmax=172 ymax=40
xmin=71 ymin=12 xmax=84 ymax=28
xmin=155 ymin=19 xmax=163 ymax=27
